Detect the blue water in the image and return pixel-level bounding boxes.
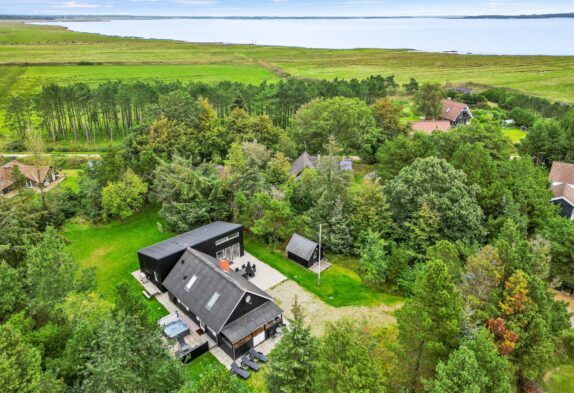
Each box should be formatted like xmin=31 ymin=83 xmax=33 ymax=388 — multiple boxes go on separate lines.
xmin=41 ymin=17 xmax=574 ymax=55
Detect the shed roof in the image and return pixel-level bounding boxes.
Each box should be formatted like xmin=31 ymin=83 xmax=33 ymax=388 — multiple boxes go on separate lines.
xmin=221 ymin=300 xmax=283 ymax=343
xmin=162 ymin=248 xmax=273 ymax=334
xmin=286 ymin=233 xmax=318 ymax=261
xmin=290 ymin=151 xmax=317 ymax=176
xmin=550 ymin=161 xmax=574 ymax=185
xmin=441 ymin=99 xmax=470 ymax=122
xmin=138 ymin=222 xmax=242 ymax=260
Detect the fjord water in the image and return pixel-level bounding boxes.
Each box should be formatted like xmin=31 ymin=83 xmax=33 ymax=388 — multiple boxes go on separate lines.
xmin=44 ymin=17 xmax=574 ymax=55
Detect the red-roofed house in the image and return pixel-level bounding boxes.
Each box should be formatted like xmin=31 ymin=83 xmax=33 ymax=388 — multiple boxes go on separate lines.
xmin=411 ymin=120 xmax=452 ymax=135
xmin=0 ymin=160 xmax=59 ymax=195
xmin=441 ymin=99 xmax=473 ymax=126
xmin=549 ymin=161 xmax=574 ymax=220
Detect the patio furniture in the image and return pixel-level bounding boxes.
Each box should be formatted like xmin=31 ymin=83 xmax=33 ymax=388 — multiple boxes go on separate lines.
xmin=249 ymin=348 xmax=268 ymax=363
xmin=177 ymin=337 xmax=191 ymax=353
xmin=241 ymin=356 xmax=261 ymax=371
xmin=231 ymin=363 xmax=250 ymax=379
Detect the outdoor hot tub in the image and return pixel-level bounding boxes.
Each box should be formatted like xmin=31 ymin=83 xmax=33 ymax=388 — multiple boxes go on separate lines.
xmin=159 ymin=312 xmax=190 ymax=339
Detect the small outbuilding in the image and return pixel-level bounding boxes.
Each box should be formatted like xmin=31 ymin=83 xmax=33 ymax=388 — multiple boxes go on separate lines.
xmin=286 ymin=233 xmax=323 ymax=268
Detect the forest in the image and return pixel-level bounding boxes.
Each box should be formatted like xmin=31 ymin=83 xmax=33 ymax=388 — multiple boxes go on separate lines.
xmin=2 ymin=76 xmax=574 ymax=393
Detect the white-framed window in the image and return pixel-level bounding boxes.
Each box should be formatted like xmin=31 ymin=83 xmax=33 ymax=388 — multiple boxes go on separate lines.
xmin=215 ymin=232 xmax=239 ymax=246
xmin=184 ymin=275 xmax=198 ymax=292
xmin=153 ymin=271 xmax=160 ymax=283
xmin=216 ymin=250 xmax=225 ymax=259
xmin=206 ymin=292 xmax=220 ymax=311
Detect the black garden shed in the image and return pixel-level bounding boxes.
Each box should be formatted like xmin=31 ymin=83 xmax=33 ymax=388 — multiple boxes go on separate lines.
xmin=285 ymin=233 xmax=323 ymax=268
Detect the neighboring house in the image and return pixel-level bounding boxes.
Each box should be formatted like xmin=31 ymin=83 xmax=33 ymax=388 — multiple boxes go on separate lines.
xmin=440 ymin=99 xmax=473 ymax=126
xmin=0 ymin=160 xmax=59 ymax=194
xmin=138 ymin=222 xmax=245 ymax=291
xmin=549 ymin=161 xmax=574 ymax=220
xmin=289 ymin=151 xmax=353 ymax=177
xmin=138 ymin=221 xmax=283 ymax=360
xmin=286 ymin=233 xmax=324 ymax=268
xmin=411 ymin=120 xmax=452 ymax=135
xmin=163 ymin=248 xmax=283 ymax=360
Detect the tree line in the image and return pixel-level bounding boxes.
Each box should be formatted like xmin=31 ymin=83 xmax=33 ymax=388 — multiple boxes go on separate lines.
xmin=4 ymin=75 xmax=402 ymax=147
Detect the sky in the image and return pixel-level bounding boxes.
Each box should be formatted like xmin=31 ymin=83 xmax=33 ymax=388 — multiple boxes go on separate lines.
xmin=2 ymin=0 xmax=574 ymax=16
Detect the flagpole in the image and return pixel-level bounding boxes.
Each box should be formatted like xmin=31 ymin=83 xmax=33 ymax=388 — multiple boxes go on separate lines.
xmin=318 ymin=224 xmax=322 ymax=287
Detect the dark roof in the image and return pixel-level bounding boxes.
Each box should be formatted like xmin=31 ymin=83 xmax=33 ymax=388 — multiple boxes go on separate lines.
xmin=221 ymin=301 xmax=283 ymax=343
xmin=162 ymin=248 xmax=273 ymax=334
xmin=286 ymin=233 xmax=318 ymax=261
xmin=441 ymin=99 xmax=471 ymax=122
xmin=550 ymin=161 xmax=574 ymax=185
xmin=290 ymin=151 xmax=317 ymax=176
xmin=138 ymin=222 xmax=242 ymax=260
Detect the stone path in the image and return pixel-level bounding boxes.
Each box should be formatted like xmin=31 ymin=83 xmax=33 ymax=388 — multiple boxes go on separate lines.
xmin=267 ymin=280 xmax=401 ymax=336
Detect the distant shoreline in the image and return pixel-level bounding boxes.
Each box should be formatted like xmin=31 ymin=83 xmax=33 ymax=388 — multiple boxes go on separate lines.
xmin=1 ymin=13 xmax=574 ymax=22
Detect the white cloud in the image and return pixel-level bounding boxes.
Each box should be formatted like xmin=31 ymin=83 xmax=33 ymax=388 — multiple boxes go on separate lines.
xmin=57 ymin=1 xmax=98 ymax=8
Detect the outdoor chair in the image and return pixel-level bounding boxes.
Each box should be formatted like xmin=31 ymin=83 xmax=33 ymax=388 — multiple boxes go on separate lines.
xmin=241 ymin=356 xmax=261 ymax=371
xmin=230 ymin=363 xmax=250 ymax=379
xmin=249 ymin=348 xmax=268 ymax=363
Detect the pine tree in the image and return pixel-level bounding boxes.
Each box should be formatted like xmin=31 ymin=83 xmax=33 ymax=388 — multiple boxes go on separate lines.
xmin=324 ymin=197 xmax=353 ymax=255
xmin=405 ymin=202 xmax=440 ymax=259
xmin=359 ymin=231 xmax=389 ymax=286
xmin=428 ymin=346 xmax=486 ymax=393
xmin=396 ymin=259 xmax=463 ymax=390
xmin=266 ymin=298 xmax=318 ymax=393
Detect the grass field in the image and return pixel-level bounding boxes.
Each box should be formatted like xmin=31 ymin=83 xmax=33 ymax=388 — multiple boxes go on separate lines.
xmin=59 ymin=169 xmax=81 ymax=192
xmin=63 ymin=207 xmax=172 ymax=321
xmin=8 ymin=64 xmax=278 ymax=95
xmin=245 ymin=236 xmax=402 ymax=307
xmin=1 ymin=22 xmax=574 ymax=103
xmin=183 ymin=352 xmax=263 ymax=392
xmin=502 ymin=128 xmax=527 ymax=144
xmin=544 ymin=364 xmax=574 ymax=393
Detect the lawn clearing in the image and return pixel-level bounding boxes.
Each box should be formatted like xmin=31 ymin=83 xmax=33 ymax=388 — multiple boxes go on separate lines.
xmin=544 ymin=364 xmax=574 ymax=393
xmin=63 ymin=207 xmax=172 ymax=321
xmin=59 ymin=169 xmax=81 ymax=192
xmin=502 ymin=128 xmax=527 ymax=144
xmin=182 ymin=352 xmax=260 ymax=392
xmin=244 ymin=236 xmax=402 ymax=307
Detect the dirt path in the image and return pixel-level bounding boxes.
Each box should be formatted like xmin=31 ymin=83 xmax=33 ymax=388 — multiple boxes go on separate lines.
xmin=268 ymin=280 xmax=401 ymax=336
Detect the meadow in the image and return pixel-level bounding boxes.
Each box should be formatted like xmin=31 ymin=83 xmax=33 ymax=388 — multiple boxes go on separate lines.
xmin=1 ymin=21 xmax=574 ymax=103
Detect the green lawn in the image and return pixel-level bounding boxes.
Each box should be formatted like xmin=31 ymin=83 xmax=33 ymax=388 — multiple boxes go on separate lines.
xmin=182 ymin=352 xmax=224 ymax=380
xmin=502 ymin=128 xmax=527 ymax=144
xmin=59 ymin=169 xmax=81 ymax=192
xmin=544 ymin=364 xmax=574 ymax=393
xmin=63 ymin=207 xmax=172 ymax=321
xmin=244 ymin=236 xmax=402 ymax=307
xmin=182 ymin=352 xmax=262 ymax=392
